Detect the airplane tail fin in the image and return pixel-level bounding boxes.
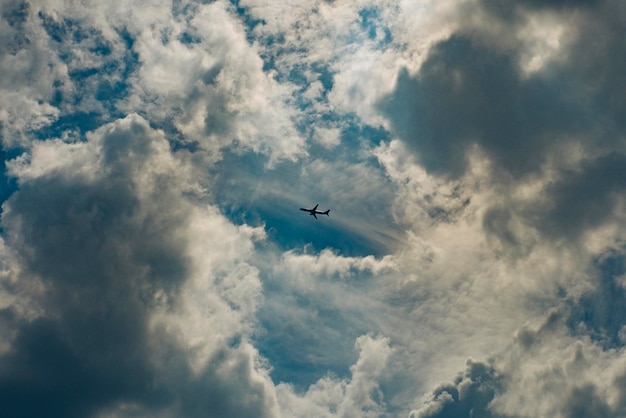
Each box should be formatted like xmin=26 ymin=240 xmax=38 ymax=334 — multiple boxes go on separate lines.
xmin=322 ymin=210 xmax=330 ymax=216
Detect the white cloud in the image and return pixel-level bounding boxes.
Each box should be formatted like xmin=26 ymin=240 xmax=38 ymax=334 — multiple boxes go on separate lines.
xmin=239 ymin=0 xmax=460 ymax=128
xmin=0 ymin=4 xmax=65 ymax=147
xmin=276 ymin=334 xmax=392 ymax=418
xmin=407 ymin=309 xmax=626 ymax=417
xmin=313 ymin=126 xmax=341 ymax=148
xmin=35 ymin=0 xmax=174 ymax=37
xmin=492 ymin=310 xmax=626 ymax=417
xmin=152 ymin=205 xmax=266 ymax=374
xmin=129 ymin=1 xmax=305 ymax=164
xmin=0 ymin=1 xmax=304 ymax=164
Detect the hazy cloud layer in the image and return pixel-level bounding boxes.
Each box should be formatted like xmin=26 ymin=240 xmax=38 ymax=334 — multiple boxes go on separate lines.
xmin=1 ymin=0 xmax=626 ymax=417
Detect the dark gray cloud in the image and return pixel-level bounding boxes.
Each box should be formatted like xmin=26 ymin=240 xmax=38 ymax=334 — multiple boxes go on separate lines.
xmin=484 ymin=152 xmax=626 ymax=247
xmin=567 ymin=249 xmax=626 ymax=347
xmin=379 ymin=34 xmax=584 ymax=178
xmin=482 ymin=206 xmax=521 ymax=248
xmin=479 ymin=0 xmax=603 ymax=21
xmin=379 ymin=0 xmax=625 ymax=175
xmin=0 ymin=120 xmax=173 ymax=417
xmin=563 ymin=384 xmax=613 ymax=418
xmin=410 ymin=360 xmax=506 ymax=418
xmin=540 ymin=153 xmax=626 ymax=240
xmin=381 ymin=0 xmax=626 ymax=246
xmin=0 ymin=116 xmax=275 ymax=418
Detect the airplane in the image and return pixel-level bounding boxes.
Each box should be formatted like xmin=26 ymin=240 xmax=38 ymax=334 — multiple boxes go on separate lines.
xmin=299 ymin=204 xmax=330 ymax=220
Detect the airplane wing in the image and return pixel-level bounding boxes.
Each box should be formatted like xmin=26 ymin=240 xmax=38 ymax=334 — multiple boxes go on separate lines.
xmin=312 ymin=212 xmax=317 ymax=219
xmin=313 ymin=204 xmax=319 ymax=210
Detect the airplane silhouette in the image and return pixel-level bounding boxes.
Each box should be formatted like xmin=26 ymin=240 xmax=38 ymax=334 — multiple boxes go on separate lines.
xmin=299 ymin=204 xmax=330 ymax=220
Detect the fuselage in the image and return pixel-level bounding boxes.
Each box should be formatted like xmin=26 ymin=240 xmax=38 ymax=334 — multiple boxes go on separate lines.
xmin=299 ymin=205 xmax=330 ymax=219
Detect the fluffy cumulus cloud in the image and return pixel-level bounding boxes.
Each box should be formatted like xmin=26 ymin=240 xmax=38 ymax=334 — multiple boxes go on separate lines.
xmin=1 ymin=0 xmax=626 ymax=417
xmin=129 ymin=1 xmax=305 ymax=164
xmin=0 ymin=114 xmax=277 ymax=417
xmin=277 ymin=334 xmax=393 ymax=418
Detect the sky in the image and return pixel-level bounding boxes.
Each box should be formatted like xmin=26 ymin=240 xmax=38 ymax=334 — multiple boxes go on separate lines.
xmin=0 ymin=0 xmax=625 ymax=417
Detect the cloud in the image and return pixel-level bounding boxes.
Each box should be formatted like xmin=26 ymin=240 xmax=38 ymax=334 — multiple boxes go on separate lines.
xmin=276 ymin=334 xmax=392 ymax=418
xmin=369 ymin=133 xmax=623 ymax=409
xmin=0 ymin=0 xmax=64 ymax=147
xmin=255 ymin=248 xmax=396 ymax=389
xmin=379 ymin=0 xmax=626 ymax=180
xmin=239 ymin=0 xmax=459 ymax=129
xmin=375 ymin=0 xmax=626 ymax=317
xmin=0 ymin=0 xmax=165 ymax=148
xmin=493 ymin=309 xmax=626 ymax=418
xmin=378 ymin=34 xmax=585 ymax=179
xmin=538 ymin=152 xmax=626 ymax=241
xmin=0 ymin=114 xmax=279 ymax=417
xmin=0 ymin=1 xmax=303 ymax=165
xmin=410 ymin=308 xmax=626 ymax=418
xmin=128 ymin=1 xmax=305 ymax=164
xmin=567 ymin=248 xmax=626 ymax=347
xmin=409 ymin=359 xmax=503 ymax=418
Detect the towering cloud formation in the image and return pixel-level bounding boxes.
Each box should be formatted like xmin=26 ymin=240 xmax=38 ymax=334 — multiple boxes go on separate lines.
xmin=0 ymin=115 xmax=278 ymax=417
